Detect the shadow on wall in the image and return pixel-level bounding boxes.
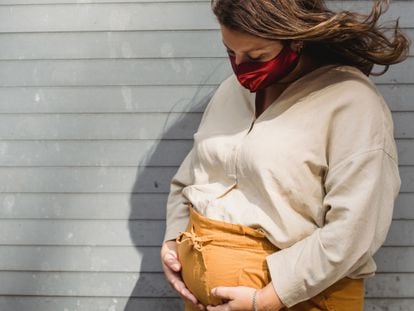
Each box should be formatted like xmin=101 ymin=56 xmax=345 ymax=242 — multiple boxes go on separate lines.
xmin=124 ymin=85 xmax=217 ymax=311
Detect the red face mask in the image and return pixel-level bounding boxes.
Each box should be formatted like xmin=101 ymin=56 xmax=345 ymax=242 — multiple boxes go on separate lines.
xmin=229 ymin=44 xmax=300 ymax=92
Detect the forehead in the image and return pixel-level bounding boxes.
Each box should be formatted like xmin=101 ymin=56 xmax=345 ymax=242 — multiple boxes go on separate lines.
xmin=220 ymin=25 xmax=280 ymax=52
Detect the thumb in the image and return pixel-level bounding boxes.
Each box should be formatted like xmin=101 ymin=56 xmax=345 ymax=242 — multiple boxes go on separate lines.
xmin=211 ymin=287 xmax=234 ymax=300
xmin=164 ymin=250 xmax=181 ymax=271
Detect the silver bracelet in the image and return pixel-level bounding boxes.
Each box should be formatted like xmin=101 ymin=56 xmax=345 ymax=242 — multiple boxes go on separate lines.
xmin=252 ymin=289 xmax=258 ymax=311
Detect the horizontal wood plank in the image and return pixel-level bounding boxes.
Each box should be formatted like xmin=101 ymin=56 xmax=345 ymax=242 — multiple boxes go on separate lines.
xmin=0 ymin=85 xmax=215 ymax=113
xmin=0 ymin=30 xmax=225 ymax=60
xmin=400 ymin=166 xmax=414 ymax=192
xmin=385 ymin=220 xmax=414 ymax=246
xmin=0 ymin=296 xmax=183 ymax=311
xmin=0 ymin=84 xmax=412 ymax=113
xmin=374 ymin=247 xmax=414 ymax=273
xmin=365 ymin=299 xmax=414 ymax=311
xmin=0 ymin=0 xmax=405 ymax=3
xmin=0 ymin=113 xmax=202 ymax=140
xmin=0 ymin=192 xmax=411 ymax=220
xmin=0 ymin=296 xmax=411 ymax=311
xmin=0 ymin=139 xmax=412 ymax=167
xmin=0 ymin=112 xmax=411 ymax=140
xmin=0 ymin=166 xmax=412 ymax=193
xmin=365 ymin=273 xmax=414 ymax=298
xmin=0 ymin=246 xmax=163 ymax=272
xmin=0 ymin=0 xmax=202 ymax=3
xmin=0 ymin=272 xmax=174 ymax=297
xmin=394 ymin=193 xmax=414 ymax=219
xmin=0 ymin=193 xmax=168 ymax=220
xmin=0 ymin=297 xmax=183 ymax=311
xmin=0 ymin=0 xmax=410 ymax=4
xmin=380 ymin=85 xmax=414 ymax=112
xmin=0 ymin=29 xmax=412 ymax=60
xmin=0 ymin=271 xmax=410 ymax=297
xmin=0 ymin=219 xmax=165 ymax=246
xmin=0 ymin=140 xmax=194 ymax=166
xmin=0 ymin=167 xmax=176 ymax=193
xmin=0 ymin=245 xmax=412 ymax=273
xmin=0 ymin=219 xmax=410 ymax=246
xmin=0 ymin=2 xmax=411 ymax=32
xmin=0 ymin=58 xmax=412 ymax=87
xmin=398 ymin=139 xmax=414 ymax=165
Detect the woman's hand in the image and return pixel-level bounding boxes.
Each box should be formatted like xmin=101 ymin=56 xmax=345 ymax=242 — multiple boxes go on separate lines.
xmin=206 ymin=286 xmax=255 ymax=311
xmin=206 ymin=283 xmax=284 ymax=311
xmin=160 ymin=240 xmax=206 ymax=310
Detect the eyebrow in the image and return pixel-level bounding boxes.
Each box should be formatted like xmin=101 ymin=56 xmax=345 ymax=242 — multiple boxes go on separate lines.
xmin=222 ymin=40 xmax=269 ymax=53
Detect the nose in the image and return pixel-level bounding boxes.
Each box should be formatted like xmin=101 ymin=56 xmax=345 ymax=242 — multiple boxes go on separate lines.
xmin=233 ymin=54 xmax=248 ymax=66
xmin=234 ymin=55 xmax=244 ymax=65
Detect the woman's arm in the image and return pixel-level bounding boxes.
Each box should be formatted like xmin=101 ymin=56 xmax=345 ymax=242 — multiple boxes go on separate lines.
xmin=265 ymin=148 xmax=401 ymax=307
xmin=204 ymin=148 xmax=400 ymax=311
xmin=163 ymin=148 xmax=196 ymax=242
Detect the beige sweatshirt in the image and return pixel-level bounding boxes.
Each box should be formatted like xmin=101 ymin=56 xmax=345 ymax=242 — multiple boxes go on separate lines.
xmin=163 ymin=64 xmax=401 ymax=307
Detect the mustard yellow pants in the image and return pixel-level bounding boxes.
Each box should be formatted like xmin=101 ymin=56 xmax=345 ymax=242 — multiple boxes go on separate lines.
xmin=176 ymin=204 xmax=364 ymax=311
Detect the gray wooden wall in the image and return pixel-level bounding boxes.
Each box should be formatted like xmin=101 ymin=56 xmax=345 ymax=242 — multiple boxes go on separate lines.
xmin=0 ymin=1 xmax=412 ymax=310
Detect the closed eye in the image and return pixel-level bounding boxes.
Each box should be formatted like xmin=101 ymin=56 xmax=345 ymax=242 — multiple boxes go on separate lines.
xmin=226 ymin=50 xmax=263 ymax=61
xmin=247 ymin=55 xmax=263 ymax=61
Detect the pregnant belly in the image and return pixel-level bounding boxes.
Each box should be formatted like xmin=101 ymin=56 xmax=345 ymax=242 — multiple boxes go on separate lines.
xmin=176 ymin=230 xmax=276 ymax=306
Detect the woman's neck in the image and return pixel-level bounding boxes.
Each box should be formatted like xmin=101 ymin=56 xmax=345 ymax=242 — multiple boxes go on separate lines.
xmin=277 ymin=52 xmax=324 ymax=85
xmin=255 ymin=53 xmax=325 ymax=117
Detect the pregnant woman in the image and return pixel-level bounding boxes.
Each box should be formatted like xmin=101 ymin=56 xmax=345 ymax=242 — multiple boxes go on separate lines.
xmin=161 ymin=0 xmax=410 ymax=310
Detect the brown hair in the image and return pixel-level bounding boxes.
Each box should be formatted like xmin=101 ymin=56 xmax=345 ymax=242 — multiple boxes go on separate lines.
xmin=211 ymin=0 xmax=410 ymax=76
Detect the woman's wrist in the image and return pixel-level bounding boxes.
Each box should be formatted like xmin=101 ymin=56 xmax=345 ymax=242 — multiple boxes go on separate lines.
xmin=256 ymin=282 xmax=284 ymax=311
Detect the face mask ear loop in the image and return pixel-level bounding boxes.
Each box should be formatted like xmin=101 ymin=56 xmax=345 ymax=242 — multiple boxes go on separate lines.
xmin=294 ymin=40 xmax=305 ymax=56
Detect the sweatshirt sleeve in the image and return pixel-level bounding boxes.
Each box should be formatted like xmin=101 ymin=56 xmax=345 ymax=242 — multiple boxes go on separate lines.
xmin=265 ymin=147 xmax=401 ymax=307
xmin=163 ymin=147 xmax=196 ymax=243
xmin=162 ymin=85 xmax=221 ymax=243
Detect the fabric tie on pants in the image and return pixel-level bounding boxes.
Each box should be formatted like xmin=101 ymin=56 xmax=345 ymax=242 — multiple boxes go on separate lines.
xmin=177 ymin=226 xmax=214 ymax=252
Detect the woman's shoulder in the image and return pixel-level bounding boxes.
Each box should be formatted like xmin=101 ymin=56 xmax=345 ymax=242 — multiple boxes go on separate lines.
xmin=310 ymin=65 xmax=398 ymax=163
xmin=214 ymin=73 xmax=242 ymax=97
xmin=308 ymin=64 xmax=392 ymax=125
xmin=307 ymin=64 xmax=380 ymax=97
xmin=201 ymin=73 xmax=249 ymax=113
xmin=304 ymin=64 xmax=389 ymax=114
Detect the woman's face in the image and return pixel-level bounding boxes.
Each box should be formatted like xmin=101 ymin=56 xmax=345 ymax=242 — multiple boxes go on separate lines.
xmin=220 ymin=24 xmax=285 ymax=65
